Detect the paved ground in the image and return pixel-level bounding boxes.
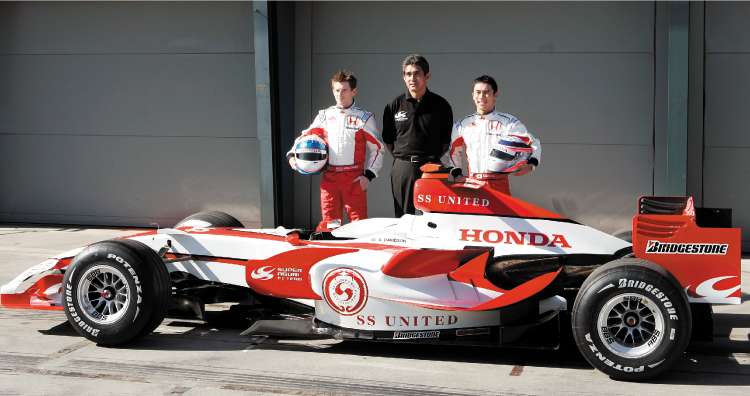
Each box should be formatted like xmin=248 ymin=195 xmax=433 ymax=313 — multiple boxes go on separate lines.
xmin=0 ymin=225 xmax=748 ymax=395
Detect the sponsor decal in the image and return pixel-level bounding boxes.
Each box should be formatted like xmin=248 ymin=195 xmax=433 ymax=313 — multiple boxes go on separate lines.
xmin=394 ymin=110 xmax=408 ymax=122
xmin=106 ymin=254 xmax=142 ymax=307
xmin=296 ymin=147 xmax=326 ymax=155
xmin=488 ymin=120 xmax=502 ymax=131
xmin=416 ymin=194 xmax=490 ymax=208
xmin=323 ymin=268 xmax=368 ymax=316
xmin=688 ymin=275 xmax=741 ymax=302
xmin=107 ymin=254 xmax=142 ymax=321
xmin=370 ymin=237 xmax=407 ymax=244
xmin=276 ymin=267 xmax=303 ymax=281
xmin=585 ymin=333 xmax=645 ymax=373
xmin=345 ymin=115 xmax=360 ymax=130
xmin=617 ymin=278 xmax=679 ymax=321
xmin=393 ymin=331 xmax=440 ymax=340
xmin=645 ymin=240 xmax=728 ymax=255
xmin=459 ymin=229 xmax=571 ymax=248
xmin=356 ymin=314 xmax=459 ymax=327
xmin=250 ymin=266 xmax=274 ymax=281
xmin=647 ymin=329 xmax=662 ymax=347
xmin=250 ymin=266 xmax=304 ymax=282
xmin=85 ymin=269 xmax=101 ymax=282
xmin=66 ymin=283 xmax=100 ymax=337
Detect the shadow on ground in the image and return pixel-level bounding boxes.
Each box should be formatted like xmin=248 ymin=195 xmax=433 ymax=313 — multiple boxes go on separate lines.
xmin=36 ymin=310 xmax=750 ymax=385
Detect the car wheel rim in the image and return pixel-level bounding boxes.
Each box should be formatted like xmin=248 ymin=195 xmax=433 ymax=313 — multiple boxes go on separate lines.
xmin=77 ymin=265 xmax=131 ymax=325
xmin=596 ymin=293 xmax=665 ymax=359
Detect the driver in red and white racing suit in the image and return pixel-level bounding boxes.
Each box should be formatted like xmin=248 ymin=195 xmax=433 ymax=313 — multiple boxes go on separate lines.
xmin=288 ymin=70 xmax=384 ymax=231
xmin=447 ymin=75 xmax=540 ymax=195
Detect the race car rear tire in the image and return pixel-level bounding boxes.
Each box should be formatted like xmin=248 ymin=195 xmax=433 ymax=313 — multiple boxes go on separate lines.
xmin=62 ymin=239 xmax=171 ymax=346
xmin=571 ymin=258 xmax=691 ymax=381
xmin=175 ymin=211 xmax=244 ymax=228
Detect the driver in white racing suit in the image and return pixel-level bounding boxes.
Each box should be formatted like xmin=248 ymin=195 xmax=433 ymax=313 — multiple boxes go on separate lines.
xmin=288 ymin=70 xmax=384 ymax=231
xmin=446 ymin=75 xmax=540 ymax=195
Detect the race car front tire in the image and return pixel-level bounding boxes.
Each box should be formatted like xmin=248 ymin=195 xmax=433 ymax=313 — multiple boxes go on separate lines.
xmin=175 ymin=211 xmax=244 ymax=228
xmin=571 ymin=258 xmax=691 ymax=381
xmin=62 ymin=239 xmax=171 ymax=346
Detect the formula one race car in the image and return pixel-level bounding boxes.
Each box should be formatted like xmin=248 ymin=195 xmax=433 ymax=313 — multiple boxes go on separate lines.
xmin=0 ymin=166 xmax=742 ymax=381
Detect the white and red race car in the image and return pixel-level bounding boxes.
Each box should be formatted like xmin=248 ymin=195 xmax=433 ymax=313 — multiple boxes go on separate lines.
xmin=0 ymin=166 xmax=742 ymax=381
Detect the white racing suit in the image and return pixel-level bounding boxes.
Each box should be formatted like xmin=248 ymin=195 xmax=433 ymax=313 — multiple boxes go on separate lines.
xmin=288 ymin=104 xmax=384 ymax=231
xmin=446 ymin=110 xmax=541 ymax=195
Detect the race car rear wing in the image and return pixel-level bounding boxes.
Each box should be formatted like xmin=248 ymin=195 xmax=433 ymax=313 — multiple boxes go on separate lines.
xmin=632 ymin=196 xmax=742 ymax=304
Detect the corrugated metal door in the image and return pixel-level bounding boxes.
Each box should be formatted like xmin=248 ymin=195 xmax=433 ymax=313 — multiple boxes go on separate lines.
xmin=0 ymin=2 xmax=261 ymax=227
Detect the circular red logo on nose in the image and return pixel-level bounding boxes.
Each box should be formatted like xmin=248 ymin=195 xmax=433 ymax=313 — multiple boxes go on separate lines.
xmin=322 ymin=268 xmax=368 ymax=316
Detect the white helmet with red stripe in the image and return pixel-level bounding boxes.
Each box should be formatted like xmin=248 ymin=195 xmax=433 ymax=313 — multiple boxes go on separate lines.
xmin=293 ymin=133 xmax=328 ymax=175
xmin=487 ymin=134 xmax=533 ymax=173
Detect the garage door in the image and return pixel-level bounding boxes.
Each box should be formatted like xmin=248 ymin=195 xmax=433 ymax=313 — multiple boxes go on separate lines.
xmin=704 ymin=2 xmax=750 ymax=247
xmin=0 ymin=2 xmax=261 ymax=227
xmin=293 ymin=2 xmax=655 ymax=236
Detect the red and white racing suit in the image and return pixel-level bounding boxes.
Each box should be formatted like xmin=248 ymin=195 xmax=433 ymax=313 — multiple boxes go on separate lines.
xmin=446 ymin=110 xmax=541 ymax=195
xmin=289 ymin=104 xmax=384 ymax=231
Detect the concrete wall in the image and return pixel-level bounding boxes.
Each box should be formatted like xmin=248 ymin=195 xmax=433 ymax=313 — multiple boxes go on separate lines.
xmin=0 ymin=2 xmax=261 ymax=227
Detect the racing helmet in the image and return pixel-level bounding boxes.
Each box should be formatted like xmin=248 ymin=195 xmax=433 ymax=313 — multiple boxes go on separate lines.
xmin=293 ymin=133 xmax=328 ymax=175
xmin=487 ymin=134 xmax=533 ymax=173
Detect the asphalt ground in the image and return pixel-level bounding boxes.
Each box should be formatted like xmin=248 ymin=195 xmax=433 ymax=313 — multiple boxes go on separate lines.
xmin=0 ymin=225 xmax=748 ymax=395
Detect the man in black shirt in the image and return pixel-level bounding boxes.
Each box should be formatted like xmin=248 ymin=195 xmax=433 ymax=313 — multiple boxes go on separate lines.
xmin=382 ymin=54 xmax=453 ymax=217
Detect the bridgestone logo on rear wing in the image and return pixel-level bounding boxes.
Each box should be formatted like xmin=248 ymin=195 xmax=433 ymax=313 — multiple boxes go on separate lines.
xmin=646 ymin=240 xmax=728 ymax=255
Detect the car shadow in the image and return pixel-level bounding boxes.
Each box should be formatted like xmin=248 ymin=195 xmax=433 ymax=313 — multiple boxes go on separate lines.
xmin=38 ymin=319 xmax=257 ymax=352
xmin=38 ymin=321 xmax=79 ymax=336
xmin=657 ymin=310 xmax=750 ymax=386
xmin=36 ymin=316 xmax=590 ymax=367
xmin=312 ymin=339 xmax=593 ymax=371
xmin=37 ymin=312 xmax=750 ymax=385
xmin=250 ymin=335 xmax=750 ymax=386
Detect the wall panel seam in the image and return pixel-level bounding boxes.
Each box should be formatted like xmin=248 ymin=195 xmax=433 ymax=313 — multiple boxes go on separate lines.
xmin=310 ymin=51 xmax=654 ymax=55
xmin=0 ymin=132 xmax=259 ymax=140
xmin=0 ymin=51 xmax=254 ymax=56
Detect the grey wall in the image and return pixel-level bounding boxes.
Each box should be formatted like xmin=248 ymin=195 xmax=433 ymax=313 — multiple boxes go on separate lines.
xmin=292 ymin=2 xmax=655 ymax=235
xmin=0 ymin=2 xmax=261 ymax=227
xmin=705 ymin=2 xmax=750 ymax=245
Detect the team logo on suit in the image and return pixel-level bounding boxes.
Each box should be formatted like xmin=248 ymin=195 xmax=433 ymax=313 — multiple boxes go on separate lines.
xmin=346 ymin=116 xmax=360 ymax=130
xmin=488 ymin=120 xmax=502 ymax=131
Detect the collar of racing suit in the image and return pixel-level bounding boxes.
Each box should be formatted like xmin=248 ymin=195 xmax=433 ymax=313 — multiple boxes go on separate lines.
xmin=335 ymin=101 xmax=355 ymax=110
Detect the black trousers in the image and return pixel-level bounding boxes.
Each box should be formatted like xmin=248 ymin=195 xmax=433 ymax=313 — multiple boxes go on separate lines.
xmin=391 ymin=158 xmax=425 ymax=217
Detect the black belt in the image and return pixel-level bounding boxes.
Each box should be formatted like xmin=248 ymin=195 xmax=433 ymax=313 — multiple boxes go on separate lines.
xmin=396 ymin=155 xmax=437 ymax=163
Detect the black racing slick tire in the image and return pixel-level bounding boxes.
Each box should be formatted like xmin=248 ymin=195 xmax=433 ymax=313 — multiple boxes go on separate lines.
xmin=571 ymin=258 xmax=691 ymax=381
xmin=62 ymin=239 xmax=171 ymax=346
xmin=175 ymin=211 xmax=244 ymax=228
